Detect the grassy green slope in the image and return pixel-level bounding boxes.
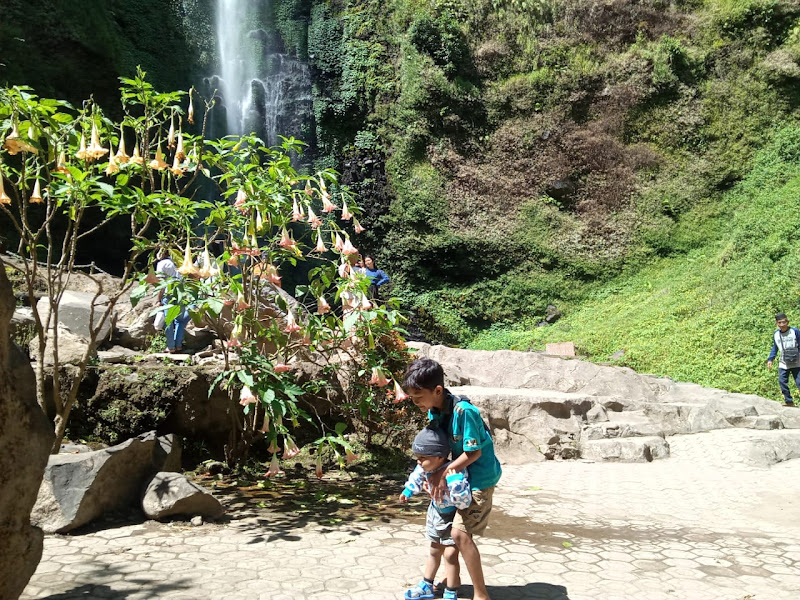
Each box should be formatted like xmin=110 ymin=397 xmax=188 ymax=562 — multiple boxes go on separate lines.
xmin=471 ymin=128 xmax=800 ymax=399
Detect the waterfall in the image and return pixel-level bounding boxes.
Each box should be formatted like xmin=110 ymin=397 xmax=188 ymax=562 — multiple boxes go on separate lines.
xmin=212 ymin=0 xmax=313 ymax=147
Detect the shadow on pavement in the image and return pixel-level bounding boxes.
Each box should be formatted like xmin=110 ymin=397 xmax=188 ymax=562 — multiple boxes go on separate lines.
xmin=34 ymin=561 xmax=191 ymax=600
xmin=485 ymin=582 xmax=570 ymax=600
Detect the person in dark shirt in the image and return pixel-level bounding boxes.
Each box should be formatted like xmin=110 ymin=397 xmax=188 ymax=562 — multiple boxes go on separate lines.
xmin=363 ymin=255 xmax=389 ymax=300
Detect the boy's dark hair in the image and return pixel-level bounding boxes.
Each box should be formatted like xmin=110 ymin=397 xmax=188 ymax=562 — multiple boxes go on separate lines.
xmin=404 ymin=358 xmax=445 ymax=391
xmin=776 ymin=312 xmax=788 ymax=321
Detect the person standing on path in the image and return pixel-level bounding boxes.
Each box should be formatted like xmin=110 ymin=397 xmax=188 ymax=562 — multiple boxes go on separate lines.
xmin=767 ymin=312 xmax=800 ymax=407
xmin=155 ymin=250 xmax=191 ymax=354
xmin=403 ymin=358 xmax=502 ymax=600
xmin=363 ymin=255 xmax=389 ymax=300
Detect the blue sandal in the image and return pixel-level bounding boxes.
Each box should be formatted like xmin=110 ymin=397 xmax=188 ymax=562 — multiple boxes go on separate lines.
xmin=404 ymin=580 xmax=435 ymax=600
xmin=442 ymin=590 xmax=458 ymax=600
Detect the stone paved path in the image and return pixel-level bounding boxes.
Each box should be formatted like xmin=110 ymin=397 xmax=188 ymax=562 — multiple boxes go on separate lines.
xmin=22 ymin=431 xmax=800 ymax=600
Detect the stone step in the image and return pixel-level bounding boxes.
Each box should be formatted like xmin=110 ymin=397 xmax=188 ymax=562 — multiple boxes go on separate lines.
xmin=579 ymin=436 xmax=670 ymax=463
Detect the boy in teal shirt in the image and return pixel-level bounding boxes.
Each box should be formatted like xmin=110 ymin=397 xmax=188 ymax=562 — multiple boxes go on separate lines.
xmin=403 ymin=358 xmax=502 ymax=600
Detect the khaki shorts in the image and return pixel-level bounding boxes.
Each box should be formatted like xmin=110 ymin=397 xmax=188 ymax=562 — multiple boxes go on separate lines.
xmin=452 ymin=486 xmax=494 ymax=536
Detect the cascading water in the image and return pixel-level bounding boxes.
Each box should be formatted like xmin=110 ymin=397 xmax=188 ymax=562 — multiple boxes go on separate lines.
xmin=211 ymin=0 xmax=313 ymax=148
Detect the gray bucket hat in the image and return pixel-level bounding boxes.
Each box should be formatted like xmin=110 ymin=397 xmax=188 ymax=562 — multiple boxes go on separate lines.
xmin=412 ymin=426 xmax=450 ymax=458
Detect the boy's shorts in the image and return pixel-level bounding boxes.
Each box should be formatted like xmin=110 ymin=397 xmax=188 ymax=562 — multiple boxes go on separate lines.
xmin=452 ymin=486 xmax=494 ymax=536
xmin=425 ymin=503 xmax=456 ymax=546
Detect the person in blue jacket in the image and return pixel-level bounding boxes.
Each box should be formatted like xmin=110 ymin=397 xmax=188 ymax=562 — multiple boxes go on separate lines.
xmin=363 ymin=255 xmax=389 ymax=300
xmin=767 ymin=312 xmax=800 ymax=407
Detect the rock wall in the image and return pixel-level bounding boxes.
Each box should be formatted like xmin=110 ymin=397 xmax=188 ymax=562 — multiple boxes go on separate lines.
xmin=0 ymin=259 xmax=54 ymax=600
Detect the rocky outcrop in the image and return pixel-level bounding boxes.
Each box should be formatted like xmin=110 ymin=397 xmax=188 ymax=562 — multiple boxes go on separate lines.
xmin=412 ymin=343 xmax=800 ymax=464
xmin=31 ymin=432 xmax=180 ymax=533
xmin=142 ymin=472 xmax=224 ymax=520
xmin=0 ymin=259 xmax=54 ymax=600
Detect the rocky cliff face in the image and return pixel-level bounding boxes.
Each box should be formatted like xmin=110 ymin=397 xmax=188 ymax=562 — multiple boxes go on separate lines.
xmin=0 ymin=259 xmax=54 ymax=600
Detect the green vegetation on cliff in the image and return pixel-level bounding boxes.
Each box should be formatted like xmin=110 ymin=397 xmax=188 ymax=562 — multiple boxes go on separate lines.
xmin=4 ymin=0 xmax=800 ymax=398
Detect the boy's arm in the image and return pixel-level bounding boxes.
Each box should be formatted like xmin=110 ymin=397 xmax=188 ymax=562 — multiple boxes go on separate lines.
xmin=400 ymin=465 xmax=426 ymax=500
xmin=376 ymin=270 xmax=390 ymax=286
xmin=445 ymin=469 xmax=472 ymax=509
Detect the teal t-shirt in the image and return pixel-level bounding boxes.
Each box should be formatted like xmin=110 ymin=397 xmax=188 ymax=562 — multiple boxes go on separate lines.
xmin=429 ymin=393 xmax=502 ymax=491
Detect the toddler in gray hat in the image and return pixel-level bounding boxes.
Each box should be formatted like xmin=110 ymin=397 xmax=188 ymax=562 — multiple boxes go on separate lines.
xmin=399 ymin=426 xmax=471 ymax=600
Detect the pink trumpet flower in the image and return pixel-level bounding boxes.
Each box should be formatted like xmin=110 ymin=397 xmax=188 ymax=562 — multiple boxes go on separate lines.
xmin=345 ymin=449 xmax=359 ymax=464
xmin=284 ymin=437 xmax=301 ymax=458
xmin=315 ymin=454 xmax=324 ymax=479
xmin=312 ymin=229 xmax=327 ymax=253
xmin=322 ymin=192 xmax=338 ymax=213
xmin=274 ymin=363 xmax=292 ymax=373
xmin=360 ymin=294 xmax=372 ymax=310
xmin=284 ymin=311 xmax=301 ymax=334
xmin=234 ymin=188 xmax=247 ymax=213
xmin=341 ymin=200 xmax=352 ymax=221
xmin=265 ymin=453 xmax=284 ymax=477
xmin=226 ymin=335 xmax=242 ymax=349
xmin=353 ymin=218 xmax=365 ymax=234
xmin=144 ymin=267 xmax=159 ymax=286
xmin=334 ymin=232 xmax=344 ymax=252
xmin=292 ymin=198 xmax=304 ymax=222
xmin=278 ymin=227 xmax=297 ymax=251
xmin=236 ymin=293 xmax=250 ymax=311
xmin=341 ymin=238 xmax=358 ymax=256
xmin=239 ymin=385 xmax=258 ymax=406
xmin=307 ymin=206 xmax=322 ymax=229
xmin=393 ymin=380 xmax=409 ymax=404
xmin=369 ymin=367 xmax=390 ymax=387
xmin=317 ymin=296 xmax=331 ymax=315
xmin=264 ymin=263 xmax=282 ymax=287
xmin=304 ymin=181 xmax=314 ymax=196
xmin=259 ymin=412 xmax=270 ymax=433
xmin=267 ymin=439 xmax=280 ymax=454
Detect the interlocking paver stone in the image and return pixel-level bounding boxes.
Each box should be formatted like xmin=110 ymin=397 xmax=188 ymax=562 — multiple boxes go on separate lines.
xmin=21 ymin=432 xmax=800 ymax=600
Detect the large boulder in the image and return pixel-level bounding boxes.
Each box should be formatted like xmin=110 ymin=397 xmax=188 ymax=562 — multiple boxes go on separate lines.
xmin=32 ymin=291 xmax=118 ymax=365
xmin=31 ymin=432 xmax=180 ymax=533
xmin=0 ymin=260 xmax=54 ymax=600
xmin=142 ymin=472 xmax=224 ymax=520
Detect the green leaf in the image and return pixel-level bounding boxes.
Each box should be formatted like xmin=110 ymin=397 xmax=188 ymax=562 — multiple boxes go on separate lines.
xmin=562 ymin=541 xmax=573 ymax=548
xmin=206 ymin=297 xmax=225 ymax=316
xmin=96 ymin=182 xmax=115 ymax=197
xmin=334 ymin=422 xmax=347 ymax=435
xmin=130 ymin=283 xmax=148 ymax=307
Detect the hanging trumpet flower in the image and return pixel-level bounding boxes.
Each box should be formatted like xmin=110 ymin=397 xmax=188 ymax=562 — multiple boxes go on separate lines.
xmin=317 ymin=296 xmax=331 ymax=315
xmin=167 ymin=114 xmax=176 ymax=149
xmin=130 ymin=144 xmax=144 ymax=165
xmin=322 ymin=193 xmax=338 ymax=213
xmin=3 ymin=118 xmax=37 ymax=155
xmin=369 ymin=367 xmax=391 ymax=387
xmin=342 ymin=238 xmax=359 ymax=256
xmin=307 ymin=206 xmax=322 ymax=229
xmin=75 ymin=133 xmax=89 ymax=161
xmin=312 ymin=228 xmax=327 ymax=253
xmin=235 ymin=292 xmax=250 ymax=311
xmin=284 ymin=311 xmax=301 ymax=334
xmin=315 ymin=454 xmax=324 ymax=479
xmin=278 ymin=227 xmax=297 ymax=252
xmin=341 ymin=200 xmax=353 ymax=221
xmin=175 ymin=129 xmax=186 ymax=161
xmin=345 ymin=448 xmax=359 ymax=464
xmin=198 ymin=243 xmax=218 ymax=279
xmin=304 ymin=181 xmax=313 ymax=196
xmin=239 ymin=385 xmax=258 ymax=406
xmin=234 ymin=188 xmax=247 ymax=213
xmin=170 ymin=154 xmax=185 ymax=177
xmin=149 ymin=139 xmax=168 ymax=170
xmin=87 ymin=122 xmax=108 ymax=160
xmin=283 ymin=437 xmax=301 ymax=458
xmin=333 ymin=232 xmax=344 ymax=253
xmin=393 ymin=379 xmax=409 ymax=404
xmin=353 ymin=218 xmax=365 ymax=233
xmin=265 ymin=453 xmax=284 ymax=477
xmin=29 ymin=179 xmax=43 ymax=204
xmin=187 ymin=88 xmax=195 ymax=125
xmin=106 ymin=150 xmax=119 ymax=176
xmin=115 ymin=133 xmax=130 ymax=163
xmin=291 ymin=198 xmax=304 ymax=222
xmin=178 ymin=238 xmax=200 ymax=277
xmin=54 ymin=150 xmax=70 ymax=175
xmin=0 ymin=176 xmax=10 ymax=205
xmin=259 ymin=411 xmax=271 ymax=434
